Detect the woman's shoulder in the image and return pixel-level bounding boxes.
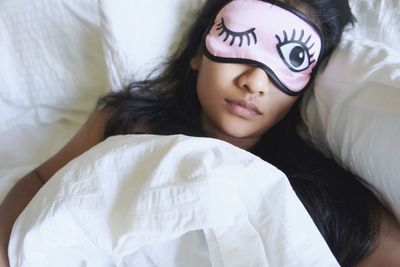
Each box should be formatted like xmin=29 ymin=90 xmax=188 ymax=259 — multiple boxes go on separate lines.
xmin=36 ymin=108 xmax=113 ymax=182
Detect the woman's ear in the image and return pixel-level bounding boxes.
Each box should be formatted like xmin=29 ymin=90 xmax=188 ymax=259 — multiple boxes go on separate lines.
xmin=190 ymin=54 xmax=202 ymax=70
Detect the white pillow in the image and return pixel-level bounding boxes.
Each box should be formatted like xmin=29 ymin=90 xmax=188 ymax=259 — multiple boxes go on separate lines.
xmin=343 ymin=0 xmax=400 ymax=50
xmin=301 ymin=0 xmax=400 ymax=220
xmin=0 ymin=0 xmax=108 ymax=132
xmin=99 ymin=0 xmax=205 ymax=91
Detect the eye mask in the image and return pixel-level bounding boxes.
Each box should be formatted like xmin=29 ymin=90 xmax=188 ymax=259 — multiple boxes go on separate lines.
xmin=202 ymin=0 xmax=324 ymax=96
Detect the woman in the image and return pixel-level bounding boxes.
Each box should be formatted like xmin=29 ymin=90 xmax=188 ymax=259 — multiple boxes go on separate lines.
xmin=1 ymin=0 xmax=399 ymax=266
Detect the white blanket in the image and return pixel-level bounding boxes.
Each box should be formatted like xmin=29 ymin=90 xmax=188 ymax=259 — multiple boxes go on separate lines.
xmin=9 ymin=135 xmax=338 ymax=267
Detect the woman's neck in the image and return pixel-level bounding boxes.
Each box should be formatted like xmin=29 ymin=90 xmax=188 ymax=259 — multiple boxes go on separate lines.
xmin=201 ymin=120 xmax=260 ymax=150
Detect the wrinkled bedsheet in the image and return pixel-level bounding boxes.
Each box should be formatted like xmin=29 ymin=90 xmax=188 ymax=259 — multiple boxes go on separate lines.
xmin=9 ymin=135 xmax=338 ymax=267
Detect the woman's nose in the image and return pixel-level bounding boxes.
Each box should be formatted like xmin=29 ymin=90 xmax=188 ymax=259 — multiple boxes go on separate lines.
xmin=237 ymin=66 xmax=270 ymax=96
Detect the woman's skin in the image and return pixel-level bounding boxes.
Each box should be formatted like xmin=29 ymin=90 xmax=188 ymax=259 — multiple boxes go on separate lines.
xmin=1 ymin=57 xmax=400 ymax=265
xmin=0 ymin=109 xmax=112 ymax=267
xmin=192 ymin=55 xmax=298 ymax=150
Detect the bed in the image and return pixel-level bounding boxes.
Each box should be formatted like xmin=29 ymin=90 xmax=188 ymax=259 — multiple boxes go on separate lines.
xmin=0 ymin=0 xmax=399 ymax=266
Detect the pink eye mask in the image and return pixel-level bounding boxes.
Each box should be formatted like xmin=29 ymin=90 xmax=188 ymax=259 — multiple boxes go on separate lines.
xmin=202 ymin=0 xmax=324 ymax=96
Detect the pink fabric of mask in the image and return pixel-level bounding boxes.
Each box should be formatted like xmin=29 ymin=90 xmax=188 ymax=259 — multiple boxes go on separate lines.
xmin=203 ymin=0 xmax=324 ymax=95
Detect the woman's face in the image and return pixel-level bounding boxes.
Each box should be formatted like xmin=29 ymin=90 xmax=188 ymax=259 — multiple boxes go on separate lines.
xmin=193 ymin=55 xmax=299 ymax=149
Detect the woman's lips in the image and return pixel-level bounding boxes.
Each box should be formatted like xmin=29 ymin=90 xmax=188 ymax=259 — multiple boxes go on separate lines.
xmin=225 ymin=99 xmax=262 ymax=118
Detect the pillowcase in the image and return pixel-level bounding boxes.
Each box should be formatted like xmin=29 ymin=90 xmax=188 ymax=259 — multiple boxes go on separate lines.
xmin=301 ymin=0 xmax=400 ymax=220
xmin=99 ymin=0 xmax=206 ymax=91
xmin=0 ymin=0 xmax=108 ymax=132
xmin=342 ymin=0 xmax=399 ymax=50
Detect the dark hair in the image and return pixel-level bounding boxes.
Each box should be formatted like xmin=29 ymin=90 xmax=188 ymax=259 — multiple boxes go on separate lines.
xmin=97 ymin=0 xmax=228 ymax=137
xmin=290 ymin=169 xmax=382 ymax=266
xmin=98 ymin=0 xmax=355 ymax=138
xmin=96 ymin=0 xmax=381 ymax=265
xmin=251 ymin=103 xmax=382 ymax=266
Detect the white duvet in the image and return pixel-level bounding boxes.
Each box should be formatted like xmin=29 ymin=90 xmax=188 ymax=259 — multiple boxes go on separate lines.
xmin=9 ymin=135 xmax=338 ymax=267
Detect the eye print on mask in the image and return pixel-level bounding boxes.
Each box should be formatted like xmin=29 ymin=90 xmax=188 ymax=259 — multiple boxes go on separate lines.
xmin=216 ymin=17 xmax=257 ymax=47
xmin=276 ymin=29 xmax=315 ymax=72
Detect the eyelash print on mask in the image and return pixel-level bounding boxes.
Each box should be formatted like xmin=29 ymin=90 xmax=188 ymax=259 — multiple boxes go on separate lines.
xmin=275 ymin=29 xmax=315 ymax=72
xmin=216 ymin=17 xmax=257 ymax=47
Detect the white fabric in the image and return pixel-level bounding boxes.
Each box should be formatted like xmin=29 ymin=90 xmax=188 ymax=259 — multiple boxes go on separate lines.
xmin=99 ymin=0 xmax=206 ymax=91
xmin=0 ymin=0 xmax=108 ymax=133
xmin=301 ymin=0 xmax=400 ymax=220
xmin=9 ymin=135 xmax=338 ymax=267
xmin=343 ymin=0 xmax=400 ymax=50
